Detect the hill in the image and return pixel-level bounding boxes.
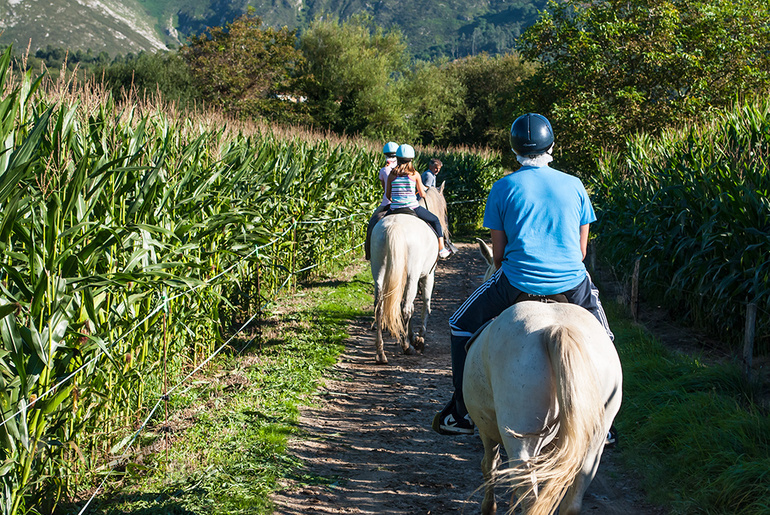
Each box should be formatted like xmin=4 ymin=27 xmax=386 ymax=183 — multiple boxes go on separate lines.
xmin=1 ymin=0 xmax=547 ymax=59
xmin=1 ymin=0 xmax=171 ymax=57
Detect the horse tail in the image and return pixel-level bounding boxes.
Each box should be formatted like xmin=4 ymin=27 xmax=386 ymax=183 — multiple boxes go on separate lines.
xmin=377 ymin=221 xmax=408 ymax=341
xmin=503 ymin=324 xmax=605 ymax=515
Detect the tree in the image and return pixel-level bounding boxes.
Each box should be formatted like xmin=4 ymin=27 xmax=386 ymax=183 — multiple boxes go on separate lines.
xmin=299 ymin=14 xmax=409 ymax=138
xmin=180 ymin=10 xmax=305 ymax=122
xmin=440 ymin=52 xmax=537 ymax=158
xmin=518 ymin=0 xmax=770 ymax=174
xmin=97 ymin=51 xmax=201 ymax=107
xmin=397 ymin=59 xmax=466 ymax=145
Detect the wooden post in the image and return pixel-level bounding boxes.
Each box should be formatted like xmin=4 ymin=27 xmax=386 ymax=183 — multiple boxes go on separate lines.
xmin=630 ymin=258 xmax=641 ymax=321
xmin=291 ymin=221 xmax=298 ymax=291
xmin=743 ymin=302 xmax=757 ymax=380
xmin=256 ymin=261 xmax=262 ymax=351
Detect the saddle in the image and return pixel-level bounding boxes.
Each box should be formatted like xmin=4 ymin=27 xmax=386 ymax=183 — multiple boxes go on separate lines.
xmin=464 ymin=292 xmax=569 ymax=352
xmin=385 ymin=207 xmax=419 ymax=218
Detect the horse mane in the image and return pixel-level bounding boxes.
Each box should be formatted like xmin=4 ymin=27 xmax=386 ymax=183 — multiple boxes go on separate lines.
xmin=420 ymin=183 xmax=450 ymax=242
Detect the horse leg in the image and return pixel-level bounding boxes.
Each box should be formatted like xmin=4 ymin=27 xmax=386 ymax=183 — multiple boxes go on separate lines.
xmin=399 ymin=275 xmax=420 ymax=355
xmin=501 ymin=435 xmax=543 ymax=514
xmin=400 ymin=301 xmax=416 ymax=355
xmin=510 ymin=468 xmax=539 ymax=515
xmin=480 ymin=432 xmax=501 ymax=515
xmin=374 ymin=295 xmax=388 ymax=364
xmin=412 ymin=273 xmax=434 ymax=352
xmin=558 ymin=436 xmax=605 ymax=515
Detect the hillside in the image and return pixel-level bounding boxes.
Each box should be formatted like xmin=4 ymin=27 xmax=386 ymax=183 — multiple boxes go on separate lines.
xmin=1 ymin=0 xmax=547 ymax=59
xmin=0 ymin=0 xmax=171 ymax=56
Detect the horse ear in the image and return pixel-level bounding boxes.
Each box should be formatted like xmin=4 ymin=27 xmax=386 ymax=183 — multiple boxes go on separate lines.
xmin=439 ymin=181 xmax=445 ymax=195
xmin=476 ymin=238 xmax=493 ymax=266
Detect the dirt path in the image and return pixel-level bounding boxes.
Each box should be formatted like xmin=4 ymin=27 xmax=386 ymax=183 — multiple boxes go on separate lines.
xmin=272 ymin=242 xmax=666 ymax=514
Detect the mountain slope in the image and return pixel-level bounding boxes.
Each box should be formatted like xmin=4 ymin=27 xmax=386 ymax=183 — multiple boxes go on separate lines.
xmin=166 ymin=0 xmax=548 ymax=59
xmin=1 ymin=0 xmax=170 ymax=56
xmin=1 ymin=0 xmax=547 ymax=59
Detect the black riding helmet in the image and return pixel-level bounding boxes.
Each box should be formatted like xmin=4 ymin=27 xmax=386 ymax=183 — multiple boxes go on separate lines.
xmin=509 ymin=113 xmax=554 ymax=156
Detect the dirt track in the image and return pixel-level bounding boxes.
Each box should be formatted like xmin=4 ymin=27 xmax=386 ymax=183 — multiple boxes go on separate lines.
xmin=271 ymin=241 xmax=666 ymax=514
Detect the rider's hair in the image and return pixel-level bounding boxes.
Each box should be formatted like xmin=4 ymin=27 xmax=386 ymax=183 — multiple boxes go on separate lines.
xmin=394 ymin=160 xmax=417 ymax=177
xmin=516 ymin=150 xmax=554 ymax=168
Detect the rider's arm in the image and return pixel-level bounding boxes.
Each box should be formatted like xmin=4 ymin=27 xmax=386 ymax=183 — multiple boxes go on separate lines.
xmin=580 ymin=224 xmax=590 ymax=260
xmin=491 ymin=229 xmax=507 ymax=270
xmin=415 ymin=174 xmax=427 ymax=199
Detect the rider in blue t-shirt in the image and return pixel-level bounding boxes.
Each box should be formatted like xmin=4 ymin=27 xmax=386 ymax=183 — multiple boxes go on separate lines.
xmin=432 ymin=113 xmax=614 ymax=436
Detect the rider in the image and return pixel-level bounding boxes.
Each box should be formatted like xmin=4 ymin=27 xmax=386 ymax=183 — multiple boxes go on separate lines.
xmin=387 ymin=144 xmax=451 ymax=259
xmin=365 ymin=142 xmax=399 ymax=260
xmin=421 ymin=158 xmax=443 ymax=189
xmin=432 ymin=113 xmax=614 ymax=435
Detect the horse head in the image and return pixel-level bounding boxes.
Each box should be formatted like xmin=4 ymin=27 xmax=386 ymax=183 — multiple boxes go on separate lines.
xmin=421 ymin=183 xmax=450 ymax=244
xmin=476 ymin=238 xmax=495 ymax=281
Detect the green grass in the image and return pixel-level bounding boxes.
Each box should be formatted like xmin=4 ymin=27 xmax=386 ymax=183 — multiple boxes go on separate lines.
xmin=69 ymin=266 xmax=373 ymax=515
xmin=606 ymin=301 xmax=770 ymax=514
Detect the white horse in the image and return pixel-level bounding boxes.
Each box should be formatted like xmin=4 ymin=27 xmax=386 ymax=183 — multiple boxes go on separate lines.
xmin=369 ymin=184 xmax=450 ymax=364
xmin=464 ymin=240 xmax=622 ymax=514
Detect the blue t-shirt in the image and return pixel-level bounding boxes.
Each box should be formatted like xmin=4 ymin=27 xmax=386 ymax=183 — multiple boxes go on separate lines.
xmin=483 ymin=165 xmax=596 ymax=295
xmin=422 ymin=170 xmax=436 ymax=188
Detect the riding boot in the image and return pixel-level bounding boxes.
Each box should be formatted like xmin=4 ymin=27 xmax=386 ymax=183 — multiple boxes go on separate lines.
xmin=365 ymin=218 xmax=374 ymax=260
xmin=450 ymin=334 xmax=471 ymax=417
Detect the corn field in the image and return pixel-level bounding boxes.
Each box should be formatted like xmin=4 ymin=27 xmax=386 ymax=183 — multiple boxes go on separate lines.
xmin=0 ymin=46 xmax=500 ymax=513
xmin=0 ymin=46 xmax=388 ymax=514
xmin=592 ymin=97 xmax=770 ymax=354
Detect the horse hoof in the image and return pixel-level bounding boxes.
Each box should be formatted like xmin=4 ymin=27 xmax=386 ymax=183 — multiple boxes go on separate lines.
xmin=413 ymin=336 xmax=425 ymax=352
xmin=376 ymin=354 xmax=388 ymax=365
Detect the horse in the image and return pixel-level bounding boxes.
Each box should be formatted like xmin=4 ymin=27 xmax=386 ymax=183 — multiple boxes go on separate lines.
xmin=369 ymin=183 xmax=450 ymax=364
xmin=464 ymin=239 xmax=622 ymax=514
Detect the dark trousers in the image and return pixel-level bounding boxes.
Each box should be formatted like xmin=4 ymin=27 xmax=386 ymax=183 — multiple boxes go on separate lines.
xmin=447 ymin=268 xmax=613 ymax=416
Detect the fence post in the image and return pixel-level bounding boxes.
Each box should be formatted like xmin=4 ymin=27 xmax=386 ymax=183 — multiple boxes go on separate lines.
xmin=743 ymin=302 xmax=757 ymax=380
xmin=291 ymin=220 xmax=298 ymax=291
xmin=630 ymin=258 xmax=641 ymax=321
xmin=256 ymin=260 xmax=262 ymax=351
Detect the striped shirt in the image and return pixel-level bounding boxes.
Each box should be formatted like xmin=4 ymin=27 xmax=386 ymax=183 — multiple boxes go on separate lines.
xmin=389 ymin=175 xmax=420 ymax=209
